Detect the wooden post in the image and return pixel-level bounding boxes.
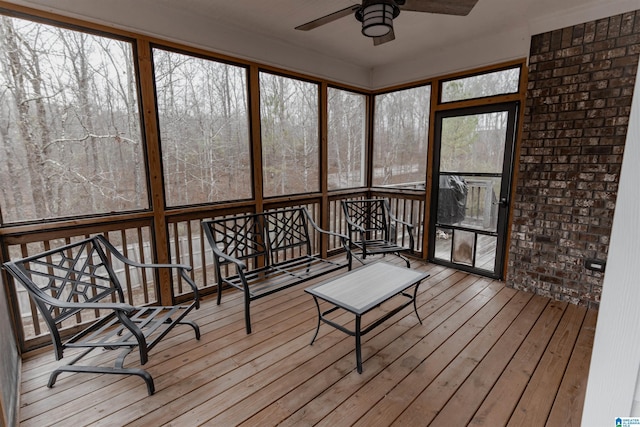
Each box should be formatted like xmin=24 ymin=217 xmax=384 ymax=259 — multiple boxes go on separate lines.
xmin=320 ymin=82 xmax=329 ymax=258
xmin=136 ymin=39 xmax=172 ymax=305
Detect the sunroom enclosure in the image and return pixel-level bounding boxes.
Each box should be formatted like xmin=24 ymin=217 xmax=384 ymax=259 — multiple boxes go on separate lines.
xmin=0 ymin=7 xmax=526 ymax=355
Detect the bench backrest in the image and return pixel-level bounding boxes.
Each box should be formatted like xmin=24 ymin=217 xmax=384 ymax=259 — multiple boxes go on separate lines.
xmin=202 ymin=212 xmax=269 ymax=270
xmin=342 ymin=199 xmax=392 ymax=240
xmin=202 ymin=207 xmax=314 ymax=269
xmin=263 ymin=207 xmax=313 ymax=264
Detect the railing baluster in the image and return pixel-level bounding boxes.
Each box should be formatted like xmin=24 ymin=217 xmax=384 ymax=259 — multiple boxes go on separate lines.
xmin=137 ymin=227 xmax=150 ymax=304
xmin=120 ymin=229 xmax=134 ymax=306
xmin=187 ymin=220 xmax=195 ymax=282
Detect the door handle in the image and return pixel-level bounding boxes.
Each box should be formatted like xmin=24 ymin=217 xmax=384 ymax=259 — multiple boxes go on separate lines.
xmin=493 ymin=198 xmax=509 ymax=207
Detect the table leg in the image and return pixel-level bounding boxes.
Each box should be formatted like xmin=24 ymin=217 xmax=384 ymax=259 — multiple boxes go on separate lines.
xmin=355 ymin=315 xmax=362 ymax=373
xmin=310 ymin=296 xmax=322 ymax=345
xmin=413 ymin=281 xmax=423 ymax=325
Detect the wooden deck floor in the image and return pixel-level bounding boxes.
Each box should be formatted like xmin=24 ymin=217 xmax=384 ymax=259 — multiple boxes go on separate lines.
xmin=18 ymin=257 xmax=597 ymax=426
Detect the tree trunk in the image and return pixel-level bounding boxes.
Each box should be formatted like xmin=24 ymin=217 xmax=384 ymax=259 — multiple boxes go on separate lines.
xmin=1 ymin=17 xmax=48 ymax=218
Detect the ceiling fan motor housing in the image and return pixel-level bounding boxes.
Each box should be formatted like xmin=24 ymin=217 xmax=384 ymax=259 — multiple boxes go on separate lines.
xmin=355 ymin=0 xmax=401 ymax=37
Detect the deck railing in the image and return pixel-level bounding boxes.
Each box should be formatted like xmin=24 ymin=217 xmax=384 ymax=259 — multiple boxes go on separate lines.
xmin=1 ymin=191 xmax=425 ymax=352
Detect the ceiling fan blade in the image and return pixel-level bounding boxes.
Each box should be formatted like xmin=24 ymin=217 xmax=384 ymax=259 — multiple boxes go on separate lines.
xmin=373 ymin=28 xmax=395 ymax=46
xmin=399 ymin=0 xmax=479 ymax=16
xmin=295 ymin=5 xmax=361 ymax=31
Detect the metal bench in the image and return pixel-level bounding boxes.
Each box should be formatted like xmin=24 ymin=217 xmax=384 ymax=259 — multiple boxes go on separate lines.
xmin=202 ymin=207 xmax=351 ymax=334
xmin=342 ymin=198 xmax=415 ymax=268
xmin=3 ymin=235 xmax=200 ymax=395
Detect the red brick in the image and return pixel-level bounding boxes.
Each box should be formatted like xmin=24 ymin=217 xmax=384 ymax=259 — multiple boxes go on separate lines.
xmin=508 ymin=10 xmax=638 ymax=308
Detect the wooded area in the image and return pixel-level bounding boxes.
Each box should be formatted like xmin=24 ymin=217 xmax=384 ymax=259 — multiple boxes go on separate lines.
xmin=0 ymin=12 xmax=519 ymax=226
xmin=0 ymin=17 xmax=147 ymax=222
xmin=154 ymin=47 xmax=252 ymax=206
xmin=373 ymin=85 xmax=431 ymax=187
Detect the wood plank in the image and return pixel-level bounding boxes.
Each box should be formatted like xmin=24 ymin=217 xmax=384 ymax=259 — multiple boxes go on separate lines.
xmin=62 ymin=296 xmax=335 ymax=426
xmin=20 ymin=290 xmax=293 ymax=421
xmin=507 ymin=303 xmax=587 ymax=427
xmin=428 ymin=294 xmax=550 ymax=426
xmin=20 ymin=287 xmax=321 ymax=425
xmin=468 ymin=300 xmax=568 ymax=426
xmin=539 ymin=308 xmax=597 ymax=427
xmin=386 ymin=289 xmax=533 ymax=426
xmin=92 ymin=260 xmax=416 ymax=423
xmin=351 ymin=283 xmax=521 ymax=427
xmin=114 ymin=261 xmax=439 ymax=426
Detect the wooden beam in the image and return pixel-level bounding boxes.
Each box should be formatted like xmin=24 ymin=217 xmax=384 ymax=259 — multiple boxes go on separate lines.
xmin=136 ymin=39 xmax=172 ymax=305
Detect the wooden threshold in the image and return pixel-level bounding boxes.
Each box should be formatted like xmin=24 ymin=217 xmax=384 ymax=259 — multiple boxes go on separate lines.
xmin=18 ymin=256 xmax=597 ymax=426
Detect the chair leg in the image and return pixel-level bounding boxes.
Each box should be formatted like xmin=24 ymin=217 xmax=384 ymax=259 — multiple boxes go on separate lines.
xmin=350 ymin=249 xmax=367 ymax=267
xmin=49 ymin=365 xmax=156 ymax=395
xmin=245 ymin=298 xmax=252 ymax=334
xmin=398 ymin=253 xmax=411 ymax=268
xmin=48 ymin=347 xmax=157 ymax=395
xmin=388 ymin=251 xmax=411 ymax=268
xmin=179 ymin=319 xmax=201 ymax=340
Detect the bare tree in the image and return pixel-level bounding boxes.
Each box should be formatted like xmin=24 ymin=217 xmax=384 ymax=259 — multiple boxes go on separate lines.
xmin=373 ymin=85 xmax=431 ymax=187
xmin=0 ymin=17 xmax=49 ymax=217
xmin=260 ymin=72 xmax=318 ymax=197
xmin=153 ymin=48 xmax=250 ymax=206
xmin=328 ymin=88 xmax=365 ymax=189
xmin=0 ymin=15 xmax=147 ymax=222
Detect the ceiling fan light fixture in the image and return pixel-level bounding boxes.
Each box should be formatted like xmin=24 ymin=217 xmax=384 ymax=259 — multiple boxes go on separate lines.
xmin=356 ymin=0 xmax=400 ymax=38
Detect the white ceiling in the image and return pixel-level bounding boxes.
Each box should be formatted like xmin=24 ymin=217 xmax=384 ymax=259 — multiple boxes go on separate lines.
xmin=4 ymin=0 xmax=640 ymax=88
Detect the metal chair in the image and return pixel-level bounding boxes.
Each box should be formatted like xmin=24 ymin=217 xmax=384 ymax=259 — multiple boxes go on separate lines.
xmin=341 ymin=198 xmax=414 ymax=268
xmin=3 ymin=235 xmax=200 ymax=395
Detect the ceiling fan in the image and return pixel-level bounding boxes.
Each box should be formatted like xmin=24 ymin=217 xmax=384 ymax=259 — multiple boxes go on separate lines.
xmin=295 ymin=0 xmax=479 ymax=46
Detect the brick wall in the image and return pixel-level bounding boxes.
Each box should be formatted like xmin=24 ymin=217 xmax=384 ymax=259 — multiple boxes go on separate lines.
xmin=507 ymin=10 xmax=640 ymax=309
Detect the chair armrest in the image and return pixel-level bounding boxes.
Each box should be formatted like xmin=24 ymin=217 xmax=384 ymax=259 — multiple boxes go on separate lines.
xmin=96 ymin=235 xmax=200 ymax=306
xmin=303 ymin=207 xmax=350 ymax=243
xmin=96 ymin=235 xmax=194 ymax=271
xmin=210 ymin=247 xmax=252 ymax=294
xmin=211 ymin=249 xmax=248 ymax=271
xmin=387 ymin=212 xmax=414 ymax=230
xmin=393 ymin=218 xmax=415 ymax=232
xmin=343 ymin=215 xmax=366 ymax=235
xmin=388 ymin=216 xmax=415 ymax=250
xmin=177 ymin=269 xmax=201 ymax=308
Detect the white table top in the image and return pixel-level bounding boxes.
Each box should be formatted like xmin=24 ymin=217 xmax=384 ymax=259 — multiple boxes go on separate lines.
xmin=305 ymin=262 xmax=430 ymax=315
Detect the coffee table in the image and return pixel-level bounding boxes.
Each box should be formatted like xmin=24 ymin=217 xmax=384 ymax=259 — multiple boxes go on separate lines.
xmin=305 ymin=261 xmax=430 ymax=373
